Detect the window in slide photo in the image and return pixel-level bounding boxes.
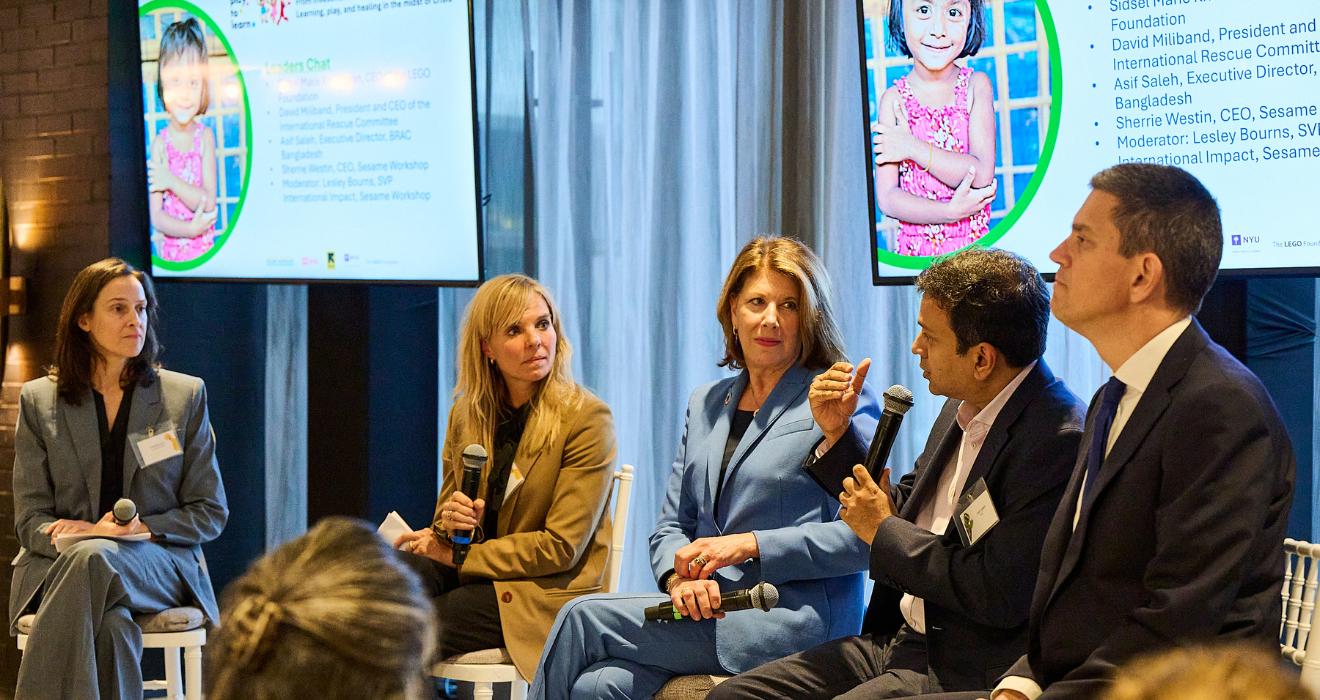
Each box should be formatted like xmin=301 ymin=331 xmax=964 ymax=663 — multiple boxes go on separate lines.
xmin=140 ymin=1 xmax=252 ymax=271
xmin=862 ymin=0 xmax=1059 ymax=268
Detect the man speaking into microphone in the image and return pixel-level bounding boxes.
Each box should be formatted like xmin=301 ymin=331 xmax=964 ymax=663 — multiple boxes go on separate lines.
xmin=709 ymin=249 xmax=1086 ymax=699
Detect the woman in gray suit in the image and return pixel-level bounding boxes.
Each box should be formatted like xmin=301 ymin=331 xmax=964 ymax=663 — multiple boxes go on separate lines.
xmin=10 ymin=258 xmax=228 ymax=700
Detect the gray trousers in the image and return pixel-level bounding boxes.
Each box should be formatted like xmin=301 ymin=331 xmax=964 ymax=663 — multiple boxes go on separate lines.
xmin=16 ymin=539 xmax=188 ymax=700
xmin=704 ymin=627 xmax=942 ymax=700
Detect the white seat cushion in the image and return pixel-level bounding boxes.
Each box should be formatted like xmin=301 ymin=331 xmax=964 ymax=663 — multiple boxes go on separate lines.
xmin=16 ymin=607 xmax=204 ymax=635
xmin=439 ymin=647 xmax=514 ymax=665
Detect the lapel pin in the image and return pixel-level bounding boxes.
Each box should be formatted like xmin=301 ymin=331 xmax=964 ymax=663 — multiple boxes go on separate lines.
xmin=724 ymin=392 xmax=731 ymax=405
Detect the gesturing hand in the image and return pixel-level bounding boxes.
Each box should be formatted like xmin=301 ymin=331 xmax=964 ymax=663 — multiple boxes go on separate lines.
xmin=668 ymin=576 xmax=726 ymax=620
xmin=839 ymin=464 xmax=897 ymax=546
xmin=674 ymin=533 xmax=759 ymax=581
xmin=808 ymin=359 xmax=871 ymax=450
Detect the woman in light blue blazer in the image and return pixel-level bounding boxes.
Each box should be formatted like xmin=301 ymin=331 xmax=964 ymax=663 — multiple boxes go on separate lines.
xmin=529 ymin=238 xmax=880 ymax=700
xmin=10 ymin=258 xmax=228 ymax=700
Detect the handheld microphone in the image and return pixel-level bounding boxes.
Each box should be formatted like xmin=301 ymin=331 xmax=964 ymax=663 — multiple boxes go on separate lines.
xmin=112 ymin=498 xmax=137 ymax=526
xmin=862 ymin=385 xmax=914 ymax=481
xmin=644 ymin=582 xmax=779 ymax=621
xmin=451 ymin=444 xmax=488 ymax=566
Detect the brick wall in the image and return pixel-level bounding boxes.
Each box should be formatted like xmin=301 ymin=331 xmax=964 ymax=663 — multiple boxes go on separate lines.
xmin=0 ymin=0 xmax=111 ymax=692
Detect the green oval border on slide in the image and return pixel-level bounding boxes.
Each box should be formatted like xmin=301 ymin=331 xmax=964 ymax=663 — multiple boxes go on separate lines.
xmin=143 ymin=0 xmax=252 ymax=272
xmin=876 ymin=0 xmax=1063 ymax=271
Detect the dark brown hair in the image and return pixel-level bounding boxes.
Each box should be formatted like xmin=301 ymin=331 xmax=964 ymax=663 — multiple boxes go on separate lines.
xmin=716 ymin=237 xmax=846 ymax=371
xmin=888 ymin=0 xmax=988 ymax=60
xmin=915 ymin=247 xmax=1049 ymax=368
xmin=52 ymin=258 xmax=160 ymax=403
xmin=1089 ymin=163 xmax=1222 ymax=315
xmin=156 ymin=17 xmax=210 ymax=115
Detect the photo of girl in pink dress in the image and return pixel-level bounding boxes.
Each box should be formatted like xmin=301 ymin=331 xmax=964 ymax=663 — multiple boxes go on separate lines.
xmin=873 ymin=0 xmax=997 ymax=257
xmin=147 ymin=18 xmax=218 ymax=264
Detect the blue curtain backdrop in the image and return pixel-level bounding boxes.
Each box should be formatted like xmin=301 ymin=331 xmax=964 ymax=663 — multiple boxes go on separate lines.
xmin=251 ymin=1 xmax=1320 ymax=588
xmin=525 ymin=0 xmax=1115 ymax=593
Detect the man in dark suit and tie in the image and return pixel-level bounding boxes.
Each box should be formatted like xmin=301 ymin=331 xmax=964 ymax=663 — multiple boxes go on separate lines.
xmin=921 ymin=164 xmax=1296 ymax=700
xmin=706 ymin=248 xmax=1086 ymax=699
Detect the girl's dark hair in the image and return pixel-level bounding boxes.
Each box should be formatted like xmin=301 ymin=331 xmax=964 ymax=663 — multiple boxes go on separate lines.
xmin=155 ymin=17 xmax=210 ymax=114
xmin=52 ymin=258 xmax=160 ymax=403
xmin=887 ymin=0 xmax=988 ymax=60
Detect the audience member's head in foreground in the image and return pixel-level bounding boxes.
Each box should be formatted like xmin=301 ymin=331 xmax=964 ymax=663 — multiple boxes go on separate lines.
xmin=1100 ymin=646 xmax=1308 ymax=700
xmin=206 ymin=517 xmax=436 ymax=700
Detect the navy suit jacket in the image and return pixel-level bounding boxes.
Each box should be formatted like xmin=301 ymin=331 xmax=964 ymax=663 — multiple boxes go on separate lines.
xmin=650 ymin=363 xmax=881 ymax=674
xmin=1007 ymin=320 xmax=1295 ymax=700
xmin=821 ymin=360 xmax=1084 ymax=691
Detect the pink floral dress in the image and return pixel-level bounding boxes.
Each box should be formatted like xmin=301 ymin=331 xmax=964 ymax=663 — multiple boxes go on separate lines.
xmin=157 ymin=126 xmax=216 ymax=263
xmin=893 ymin=66 xmax=990 ymax=257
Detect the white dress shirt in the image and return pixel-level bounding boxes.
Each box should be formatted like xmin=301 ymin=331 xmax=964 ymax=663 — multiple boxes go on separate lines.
xmin=993 ymin=318 xmax=1190 ymax=700
xmin=899 ymin=361 xmax=1036 ymax=634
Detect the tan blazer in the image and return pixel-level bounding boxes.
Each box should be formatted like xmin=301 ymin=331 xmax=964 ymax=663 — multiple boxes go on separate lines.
xmin=434 ymin=390 xmax=616 ymax=678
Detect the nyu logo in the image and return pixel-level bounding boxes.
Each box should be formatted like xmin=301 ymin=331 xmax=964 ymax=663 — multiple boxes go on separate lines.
xmin=1232 ymin=235 xmax=1241 ymax=246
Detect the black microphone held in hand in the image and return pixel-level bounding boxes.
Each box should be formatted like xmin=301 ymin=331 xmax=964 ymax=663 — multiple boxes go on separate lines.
xmin=451 ymin=444 xmax=488 ymax=566
xmin=644 ymin=582 xmax=779 ymax=621
xmin=112 ymin=498 xmax=137 ymax=526
xmin=862 ymin=385 xmax=914 ymax=481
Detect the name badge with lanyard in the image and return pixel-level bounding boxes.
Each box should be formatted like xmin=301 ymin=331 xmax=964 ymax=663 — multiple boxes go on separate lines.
xmin=953 ymin=477 xmax=1000 ymax=546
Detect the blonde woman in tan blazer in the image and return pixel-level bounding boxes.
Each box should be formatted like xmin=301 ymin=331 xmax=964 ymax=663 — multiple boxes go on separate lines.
xmin=394 ymin=274 xmax=617 ymax=680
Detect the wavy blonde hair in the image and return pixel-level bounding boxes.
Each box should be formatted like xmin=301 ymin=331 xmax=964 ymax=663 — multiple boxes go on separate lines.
xmin=452 ymin=274 xmax=582 ymax=458
xmin=716 ymin=237 xmax=847 ymax=371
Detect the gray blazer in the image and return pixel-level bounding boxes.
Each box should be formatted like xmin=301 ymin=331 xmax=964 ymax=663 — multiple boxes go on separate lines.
xmin=9 ymin=369 xmax=229 ymax=630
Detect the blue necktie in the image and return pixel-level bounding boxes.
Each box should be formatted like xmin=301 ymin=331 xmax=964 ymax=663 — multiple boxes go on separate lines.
xmin=1079 ymin=376 xmax=1127 ymax=515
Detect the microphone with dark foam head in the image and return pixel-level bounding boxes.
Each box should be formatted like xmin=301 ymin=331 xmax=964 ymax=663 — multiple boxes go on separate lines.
xmin=112 ymin=498 xmax=137 ymax=526
xmin=863 ymin=385 xmax=914 ymax=481
xmin=451 ymin=444 xmax=488 ymax=566
xmin=644 ymin=582 xmax=779 ymax=621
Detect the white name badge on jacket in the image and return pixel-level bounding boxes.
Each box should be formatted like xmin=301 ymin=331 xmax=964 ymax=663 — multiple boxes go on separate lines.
xmin=953 ymin=477 xmax=1000 ymax=547
xmin=135 ymin=429 xmax=183 ymax=467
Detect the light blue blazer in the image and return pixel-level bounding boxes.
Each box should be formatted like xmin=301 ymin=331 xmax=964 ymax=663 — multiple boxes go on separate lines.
xmin=9 ymin=370 xmax=229 ymax=630
xmin=649 ymin=363 xmax=880 ymax=673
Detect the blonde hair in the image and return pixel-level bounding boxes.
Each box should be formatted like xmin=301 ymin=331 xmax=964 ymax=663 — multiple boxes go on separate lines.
xmin=205 ymin=517 xmax=436 ymax=700
xmin=1100 ymin=645 xmax=1309 ymax=700
xmin=716 ymin=237 xmax=847 ymax=370
xmin=452 ymin=274 xmax=582 ymax=458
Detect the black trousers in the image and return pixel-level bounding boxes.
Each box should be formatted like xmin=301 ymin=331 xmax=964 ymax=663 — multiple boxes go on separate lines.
xmin=397 ymin=550 xmax=505 ymax=660
xmin=704 ymin=627 xmax=943 ymax=700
